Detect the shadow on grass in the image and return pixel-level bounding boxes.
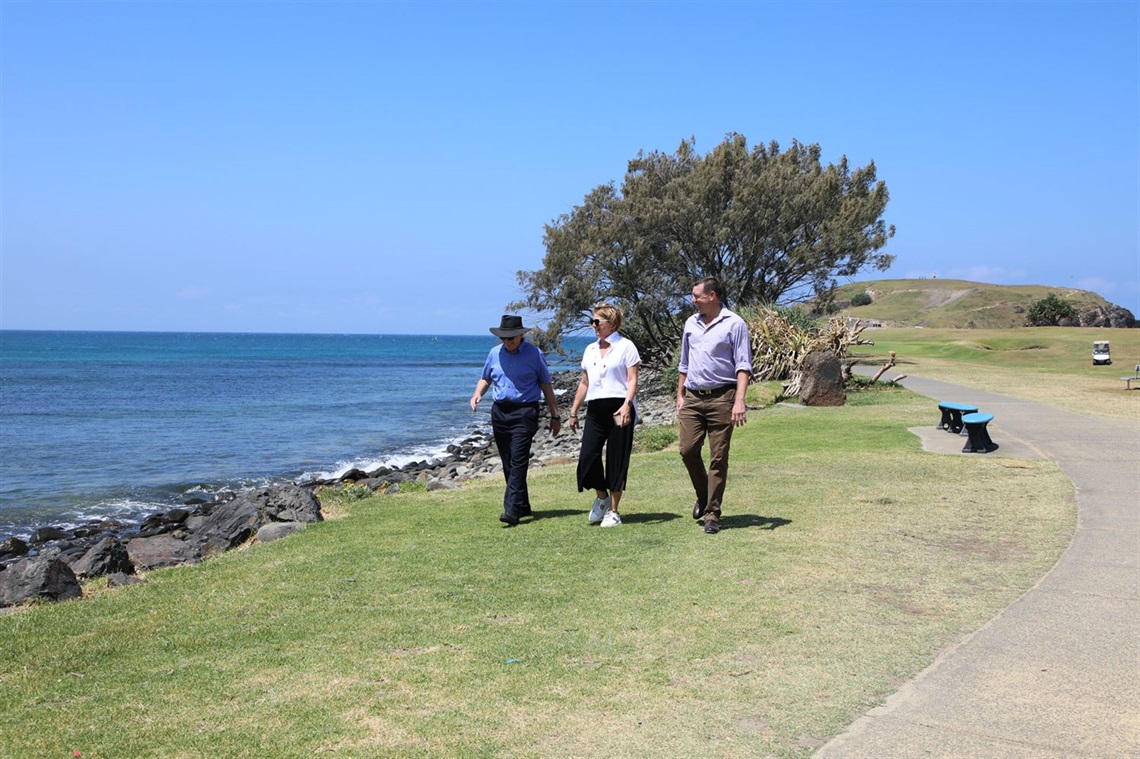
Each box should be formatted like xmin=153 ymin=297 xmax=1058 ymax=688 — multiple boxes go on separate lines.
xmin=528 ymin=508 xmax=586 ymax=521
xmin=617 ymin=511 xmax=683 ymax=525
xmin=525 ymin=510 xmax=683 ymax=525
xmin=519 ymin=509 xmax=787 ymax=530
xmin=720 ymin=514 xmax=792 ymax=531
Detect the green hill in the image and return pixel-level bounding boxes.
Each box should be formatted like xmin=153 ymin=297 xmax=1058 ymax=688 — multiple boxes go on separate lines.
xmin=827 ymin=279 xmax=1133 ymax=329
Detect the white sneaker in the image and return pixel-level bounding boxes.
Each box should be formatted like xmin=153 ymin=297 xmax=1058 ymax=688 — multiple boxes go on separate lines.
xmin=600 ymin=510 xmax=622 ymax=528
xmin=588 ymin=495 xmax=611 ymax=523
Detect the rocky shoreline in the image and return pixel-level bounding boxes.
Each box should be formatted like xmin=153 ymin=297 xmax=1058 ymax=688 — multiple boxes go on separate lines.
xmin=0 ymin=370 xmax=677 ymax=609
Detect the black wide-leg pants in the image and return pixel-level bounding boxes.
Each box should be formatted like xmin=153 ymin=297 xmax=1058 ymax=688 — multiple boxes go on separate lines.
xmin=576 ymin=397 xmax=635 ymax=494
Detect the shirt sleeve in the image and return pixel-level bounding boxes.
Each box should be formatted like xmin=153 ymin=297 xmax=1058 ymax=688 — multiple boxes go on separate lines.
xmin=677 ymin=323 xmax=690 ymax=375
xmin=625 ymin=340 xmax=642 ymax=369
xmin=535 ymin=347 xmax=553 ymax=385
xmin=731 ymin=319 xmax=753 ymax=375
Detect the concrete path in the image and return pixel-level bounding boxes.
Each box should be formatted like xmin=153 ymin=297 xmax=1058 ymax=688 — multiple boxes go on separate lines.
xmin=816 ymin=375 xmax=1139 ymax=758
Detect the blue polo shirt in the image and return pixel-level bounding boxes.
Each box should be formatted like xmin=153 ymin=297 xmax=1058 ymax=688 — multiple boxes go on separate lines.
xmin=481 ymin=339 xmax=553 ymax=403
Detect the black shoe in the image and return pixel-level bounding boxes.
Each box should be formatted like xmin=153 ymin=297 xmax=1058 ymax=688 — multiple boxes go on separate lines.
xmin=499 ymin=513 xmax=519 ymax=526
xmin=692 ymin=501 xmax=706 ymax=520
xmin=704 ymin=517 xmax=720 ymax=535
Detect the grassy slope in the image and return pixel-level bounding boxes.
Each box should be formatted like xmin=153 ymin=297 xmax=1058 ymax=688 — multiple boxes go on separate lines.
xmin=0 ymin=387 xmax=1076 ymax=758
xmin=832 ymin=278 xmax=1122 ymax=329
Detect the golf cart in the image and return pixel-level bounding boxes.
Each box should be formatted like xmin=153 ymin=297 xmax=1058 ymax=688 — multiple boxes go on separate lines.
xmin=1093 ymin=340 xmax=1112 ymax=365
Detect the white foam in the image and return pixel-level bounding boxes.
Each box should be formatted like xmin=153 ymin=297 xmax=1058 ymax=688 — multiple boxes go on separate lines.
xmin=299 ymin=426 xmax=491 ymax=483
xmin=3 ymin=497 xmax=163 ymax=540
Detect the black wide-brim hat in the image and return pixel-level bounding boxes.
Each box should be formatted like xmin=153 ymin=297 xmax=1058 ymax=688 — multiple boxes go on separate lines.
xmin=489 ymin=314 xmax=531 ymax=338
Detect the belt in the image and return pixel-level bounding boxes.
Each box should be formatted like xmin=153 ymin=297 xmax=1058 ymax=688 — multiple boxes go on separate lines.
xmin=688 ymin=384 xmax=735 ymax=397
xmin=494 ymin=400 xmax=541 ymax=411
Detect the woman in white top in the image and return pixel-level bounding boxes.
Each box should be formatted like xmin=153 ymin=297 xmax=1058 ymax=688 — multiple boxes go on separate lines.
xmin=567 ymin=303 xmax=641 ymax=527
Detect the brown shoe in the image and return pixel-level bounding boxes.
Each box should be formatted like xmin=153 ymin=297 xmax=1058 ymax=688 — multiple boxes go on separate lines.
xmin=704 ymin=517 xmax=720 ymax=535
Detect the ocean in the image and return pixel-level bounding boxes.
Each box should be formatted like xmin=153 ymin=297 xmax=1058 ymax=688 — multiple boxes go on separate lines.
xmin=0 ymin=330 xmax=587 ymax=540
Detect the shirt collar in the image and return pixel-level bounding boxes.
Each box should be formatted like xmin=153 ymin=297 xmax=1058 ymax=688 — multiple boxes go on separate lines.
xmin=693 ymin=309 xmax=730 ymax=330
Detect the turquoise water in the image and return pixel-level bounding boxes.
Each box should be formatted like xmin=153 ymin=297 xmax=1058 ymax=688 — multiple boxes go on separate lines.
xmin=0 ymin=331 xmax=585 ymax=538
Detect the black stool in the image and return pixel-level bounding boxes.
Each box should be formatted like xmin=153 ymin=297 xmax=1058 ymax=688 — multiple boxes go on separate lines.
xmin=961 ymin=412 xmax=998 ymax=453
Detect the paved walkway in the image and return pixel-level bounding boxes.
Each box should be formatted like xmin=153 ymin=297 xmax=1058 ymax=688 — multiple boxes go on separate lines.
xmin=816 ymin=375 xmax=1139 ymax=758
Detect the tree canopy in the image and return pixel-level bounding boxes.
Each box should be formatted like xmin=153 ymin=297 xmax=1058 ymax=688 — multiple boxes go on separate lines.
xmin=1027 ymin=293 xmax=1079 ymax=326
xmin=513 ymin=133 xmax=895 ymax=364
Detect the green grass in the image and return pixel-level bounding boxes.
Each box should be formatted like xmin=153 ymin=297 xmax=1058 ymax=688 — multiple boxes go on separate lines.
xmin=633 ymin=423 xmax=677 ymax=453
xmin=0 ymin=386 xmax=1077 ymax=758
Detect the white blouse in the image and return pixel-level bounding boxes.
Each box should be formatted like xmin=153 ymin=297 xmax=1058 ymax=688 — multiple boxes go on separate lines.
xmin=581 ymin=332 xmax=641 ymax=403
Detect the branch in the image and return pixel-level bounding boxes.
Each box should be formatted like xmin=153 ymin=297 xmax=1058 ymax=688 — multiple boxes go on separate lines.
xmin=869 ymin=352 xmax=896 ymax=383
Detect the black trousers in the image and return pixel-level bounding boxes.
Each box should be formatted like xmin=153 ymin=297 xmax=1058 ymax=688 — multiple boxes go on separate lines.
xmin=576 ymin=397 xmax=635 ymax=494
xmin=491 ymin=402 xmax=540 ymax=519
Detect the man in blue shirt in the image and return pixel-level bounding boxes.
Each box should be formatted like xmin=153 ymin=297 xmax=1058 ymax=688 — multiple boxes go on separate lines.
xmin=471 ymin=315 xmax=563 ymax=526
xmin=675 ymin=277 xmax=753 ymax=534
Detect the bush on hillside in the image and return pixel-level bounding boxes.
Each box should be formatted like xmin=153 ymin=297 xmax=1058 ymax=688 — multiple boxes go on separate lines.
xmin=850 ymin=291 xmax=873 ymax=307
xmin=1027 ymin=294 xmax=1079 ymax=326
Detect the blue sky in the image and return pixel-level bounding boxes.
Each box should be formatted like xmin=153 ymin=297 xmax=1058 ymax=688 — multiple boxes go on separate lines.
xmin=2 ymin=0 xmax=1137 ymax=335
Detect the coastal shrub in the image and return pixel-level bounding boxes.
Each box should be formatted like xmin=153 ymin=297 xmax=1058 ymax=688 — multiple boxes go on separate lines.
xmin=315 ymin=482 xmax=375 ymax=518
xmin=850 ymin=291 xmax=873 ymax=307
xmin=316 ymin=482 xmax=373 ymax=503
xmin=741 ymin=306 xmax=869 ymax=383
xmin=396 ymin=480 xmax=428 ymax=494
xmin=634 ymin=424 xmax=677 ymax=453
xmin=1026 ymin=293 xmax=1078 ymax=326
xmin=773 ymin=304 xmax=820 ymax=332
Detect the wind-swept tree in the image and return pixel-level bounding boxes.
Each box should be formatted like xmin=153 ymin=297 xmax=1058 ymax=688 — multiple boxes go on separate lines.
xmin=513 ymin=133 xmax=895 ymax=364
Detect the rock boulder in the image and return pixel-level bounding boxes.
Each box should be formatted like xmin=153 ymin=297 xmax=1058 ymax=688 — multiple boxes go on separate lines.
xmin=0 ymin=556 xmax=82 ymax=607
xmin=242 ymin=486 xmax=323 ymax=524
xmin=127 ymin=534 xmax=201 ymax=570
xmin=71 ymin=536 xmax=134 ymax=579
xmin=800 ymin=351 xmax=846 ymax=407
xmin=195 ymin=498 xmax=263 ymax=556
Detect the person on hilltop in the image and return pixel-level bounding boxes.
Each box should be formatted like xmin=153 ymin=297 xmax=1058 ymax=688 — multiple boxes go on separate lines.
xmin=675 ymin=276 xmax=753 ymax=535
xmin=567 ymin=303 xmax=641 ymax=528
xmin=470 ymin=315 xmax=562 ymax=526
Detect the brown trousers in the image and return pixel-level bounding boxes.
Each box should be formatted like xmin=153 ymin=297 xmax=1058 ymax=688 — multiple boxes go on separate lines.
xmin=677 ymin=387 xmax=737 ymax=518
